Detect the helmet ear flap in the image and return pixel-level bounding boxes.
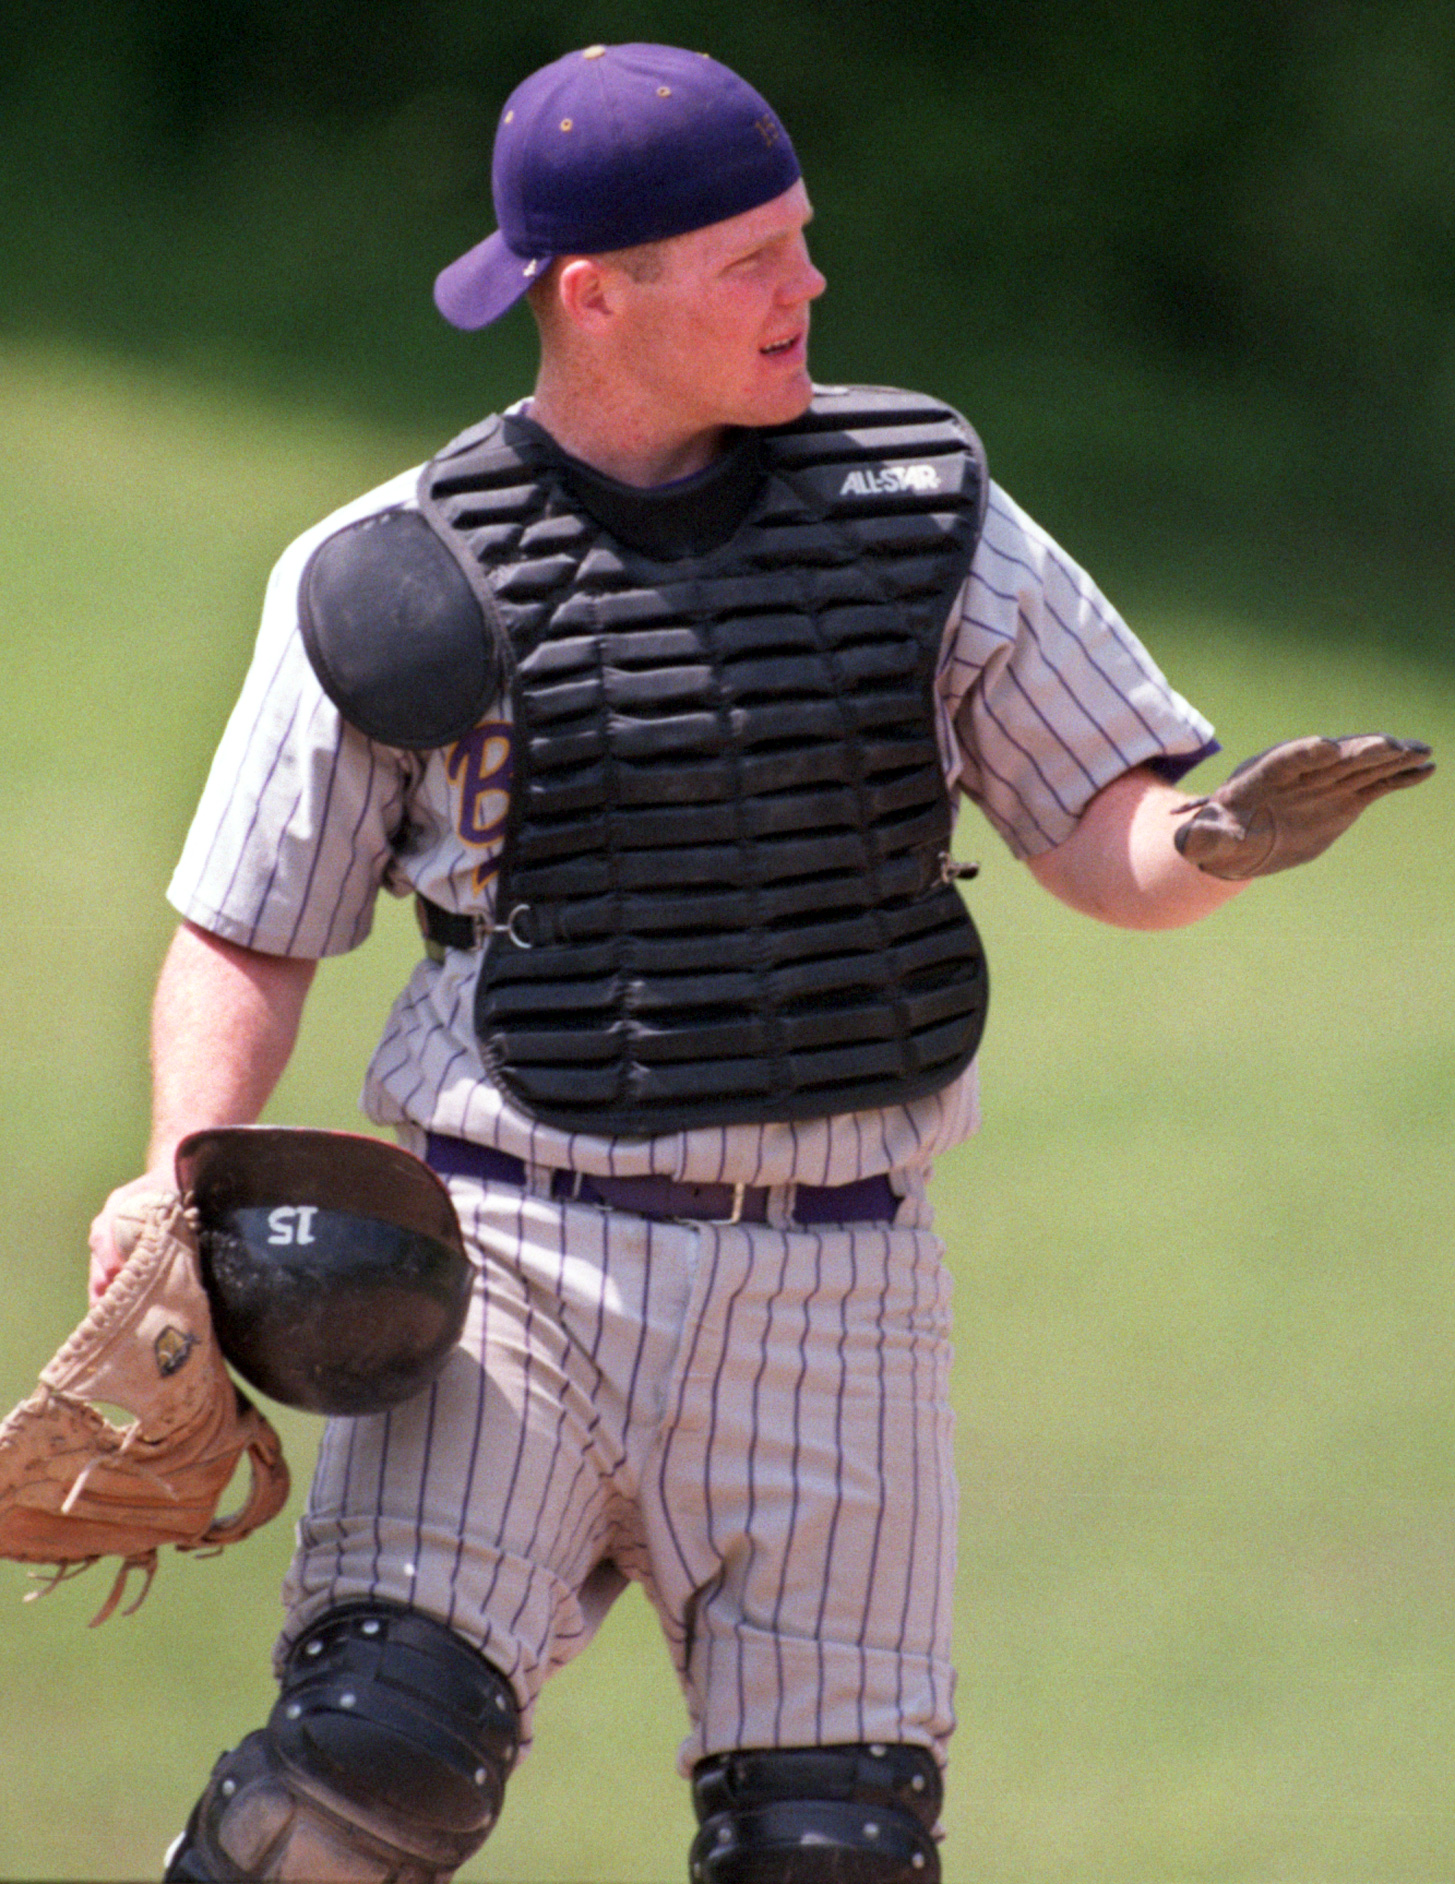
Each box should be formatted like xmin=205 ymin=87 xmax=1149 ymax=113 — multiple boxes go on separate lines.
xmin=175 ymin=1128 xmax=472 ymax=1417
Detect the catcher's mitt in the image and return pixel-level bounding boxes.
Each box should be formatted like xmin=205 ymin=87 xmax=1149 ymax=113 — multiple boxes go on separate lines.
xmin=0 ymin=1193 xmax=289 ymax=1625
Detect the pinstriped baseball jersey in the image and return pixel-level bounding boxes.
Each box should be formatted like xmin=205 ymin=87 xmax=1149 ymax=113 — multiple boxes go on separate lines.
xmin=167 ymin=444 xmax=1215 ymax=1188
xmin=169 ymin=405 xmax=1215 ymax=1778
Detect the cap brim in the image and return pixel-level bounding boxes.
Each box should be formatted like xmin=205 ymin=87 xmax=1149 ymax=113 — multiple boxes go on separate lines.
xmin=433 ymin=229 xmax=552 ymax=330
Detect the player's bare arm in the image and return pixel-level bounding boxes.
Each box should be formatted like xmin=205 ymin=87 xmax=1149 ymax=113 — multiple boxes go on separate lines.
xmin=1027 ymin=764 xmax=1248 ymax=928
xmin=87 ymin=922 xmax=316 ymax=1301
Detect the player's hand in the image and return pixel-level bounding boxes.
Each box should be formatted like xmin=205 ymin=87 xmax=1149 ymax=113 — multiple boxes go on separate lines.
xmin=1172 ymin=733 xmax=1435 ymax=879
xmin=88 ymin=1170 xmax=182 ymax=1303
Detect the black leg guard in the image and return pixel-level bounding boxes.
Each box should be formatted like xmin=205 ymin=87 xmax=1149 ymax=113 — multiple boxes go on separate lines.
xmin=689 ymin=1743 xmax=943 ymax=1882
xmin=165 ymin=1601 xmax=520 ymax=1882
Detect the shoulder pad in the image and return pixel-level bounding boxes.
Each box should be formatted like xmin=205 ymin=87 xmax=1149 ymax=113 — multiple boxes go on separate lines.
xmin=299 ymin=507 xmax=502 ymax=751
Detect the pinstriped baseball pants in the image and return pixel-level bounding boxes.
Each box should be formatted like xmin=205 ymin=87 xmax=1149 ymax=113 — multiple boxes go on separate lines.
xmin=278 ymin=1173 xmax=959 ymax=1774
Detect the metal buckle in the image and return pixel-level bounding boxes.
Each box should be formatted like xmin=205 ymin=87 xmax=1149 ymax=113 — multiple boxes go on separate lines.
xmin=422 ymin=906 xmax=529 ymax=957
xmin=696 ymin=1182 xmax=748 ymax=1226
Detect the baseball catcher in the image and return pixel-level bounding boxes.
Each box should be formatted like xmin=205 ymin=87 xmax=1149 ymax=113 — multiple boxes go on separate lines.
xmin=59 ymin=37 xmax=1435 ymax=1884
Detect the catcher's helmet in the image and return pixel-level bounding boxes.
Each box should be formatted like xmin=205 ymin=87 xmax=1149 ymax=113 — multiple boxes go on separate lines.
xmin=175 ymin=1127 xmax=472 ymax=1417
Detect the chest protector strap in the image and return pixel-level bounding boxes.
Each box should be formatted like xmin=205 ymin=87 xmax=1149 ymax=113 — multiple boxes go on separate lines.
xmin=412 ymin=385 xmax=988 ymax=1136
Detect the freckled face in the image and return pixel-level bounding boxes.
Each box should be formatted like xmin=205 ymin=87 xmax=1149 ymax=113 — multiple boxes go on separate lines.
xmin=609 ymin=181 xmax=827 ymax=433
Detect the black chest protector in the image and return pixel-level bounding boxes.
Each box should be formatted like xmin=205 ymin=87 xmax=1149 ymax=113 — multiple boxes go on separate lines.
xmin=307 ymin=386 xmax=990 ymax=1136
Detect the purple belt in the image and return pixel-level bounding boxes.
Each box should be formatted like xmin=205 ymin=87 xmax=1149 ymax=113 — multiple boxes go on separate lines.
xmin=424 ymin=1133 xmax=897 ymax=1227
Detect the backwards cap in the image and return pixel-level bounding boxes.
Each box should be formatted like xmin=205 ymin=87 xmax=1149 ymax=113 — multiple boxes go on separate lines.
xmin=434 ymin=42 xmax=801 ymax=330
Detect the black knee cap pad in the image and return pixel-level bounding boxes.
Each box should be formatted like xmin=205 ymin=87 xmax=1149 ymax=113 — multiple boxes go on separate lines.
xmin=275 ymin=1600 xmax=519 ymax=1841
xmin=690 ymin=1743 xmax=943 ymax=1882
xmin=166 ymin=1601 xmax=520 ymax=1881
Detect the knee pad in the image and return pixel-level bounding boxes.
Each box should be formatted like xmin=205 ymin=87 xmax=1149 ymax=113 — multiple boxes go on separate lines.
xmin=689 ymin=1743 xmax=943 ymax=1882
xmin=165 ymin=1601 xmax=520 ymax=1882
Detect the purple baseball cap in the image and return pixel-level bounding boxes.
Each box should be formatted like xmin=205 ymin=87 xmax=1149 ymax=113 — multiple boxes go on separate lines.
xmin=434 ymin=43 xmax=802 ymax=330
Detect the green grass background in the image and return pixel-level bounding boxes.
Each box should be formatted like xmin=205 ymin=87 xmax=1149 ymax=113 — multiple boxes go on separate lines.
xmin=0 ymin=339 xmax=1450 ymax=1882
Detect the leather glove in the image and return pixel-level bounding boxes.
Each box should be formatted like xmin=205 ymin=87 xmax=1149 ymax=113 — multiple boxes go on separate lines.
xmin=0 ymin=1195 xmax=289 ymax=1625
xmin=1173 ymin=733 xmax=1434 ymax=879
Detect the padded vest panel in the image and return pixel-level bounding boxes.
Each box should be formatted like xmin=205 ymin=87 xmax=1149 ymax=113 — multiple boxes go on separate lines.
xmin=417 ymin=385 xmax=990 ymax=1135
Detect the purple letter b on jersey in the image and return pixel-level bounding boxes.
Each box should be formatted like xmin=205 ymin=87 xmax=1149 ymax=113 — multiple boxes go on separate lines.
xmin=448 ymin=721 xmax=512 ymax=890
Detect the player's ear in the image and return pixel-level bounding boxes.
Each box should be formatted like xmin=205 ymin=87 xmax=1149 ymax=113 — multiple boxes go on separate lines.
xmin=554 ymin=256 xmax=628 ymax=333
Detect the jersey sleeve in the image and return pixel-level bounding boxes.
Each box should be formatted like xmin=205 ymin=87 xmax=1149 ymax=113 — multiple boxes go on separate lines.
xmin=167 ymin=496 xmax=421 ymax=959
xmin=940 ymin=483 xmax=1218 ymax=858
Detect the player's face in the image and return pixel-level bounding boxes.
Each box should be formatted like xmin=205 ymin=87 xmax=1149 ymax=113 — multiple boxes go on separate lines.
xmin=613 ymin=182 xmax=826 ymax=435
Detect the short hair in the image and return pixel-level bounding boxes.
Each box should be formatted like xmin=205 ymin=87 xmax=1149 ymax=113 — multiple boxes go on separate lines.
xmin=603 ymin=239 xmax=669 ymax=284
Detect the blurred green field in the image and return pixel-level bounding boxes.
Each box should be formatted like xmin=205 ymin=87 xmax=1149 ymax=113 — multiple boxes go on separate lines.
xmin=0 ymin=340 xmax=1450 ymax=1883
